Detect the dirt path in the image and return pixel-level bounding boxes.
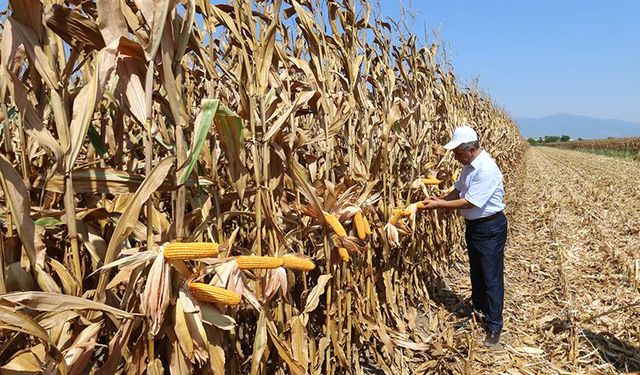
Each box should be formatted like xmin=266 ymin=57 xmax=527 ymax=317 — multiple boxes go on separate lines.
xmin=438 ymin=147 xmax=640 ymax=374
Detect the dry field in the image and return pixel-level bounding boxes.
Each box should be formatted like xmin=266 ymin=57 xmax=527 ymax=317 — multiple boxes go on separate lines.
xmin=436 ymin=147 xmax=640 ymax=374
xmin=3 ymin=0 xmax=638 ymax=374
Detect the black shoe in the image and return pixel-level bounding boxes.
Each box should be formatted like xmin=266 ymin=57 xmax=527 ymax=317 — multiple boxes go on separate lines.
xmin=483 ymin=330 xmax=501 ymax=347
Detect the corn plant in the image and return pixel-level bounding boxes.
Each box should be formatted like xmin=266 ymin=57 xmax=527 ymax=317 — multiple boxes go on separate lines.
xmin=0 ymin=0 xmax=525 ymax=373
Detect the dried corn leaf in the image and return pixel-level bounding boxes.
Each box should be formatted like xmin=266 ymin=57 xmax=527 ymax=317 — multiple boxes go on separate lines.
xmin=0 ymin=292 xmax=133 ymax=318
xmin=303 ymin=274 xmax=331 ymax=314
xmin=96 ymin=157 xmax=175 ymax=299
xmin=0 ymin=154 xmax=46 ymax=267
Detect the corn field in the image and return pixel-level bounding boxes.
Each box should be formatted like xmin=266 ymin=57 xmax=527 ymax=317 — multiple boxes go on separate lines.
xmin=0 ymin=0 xmax=525 ymax=373
xmin=547 ymin=137 xmax=640 ymax=160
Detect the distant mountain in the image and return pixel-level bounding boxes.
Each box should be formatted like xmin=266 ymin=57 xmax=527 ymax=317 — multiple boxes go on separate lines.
xmin=514 ymin=114 xmax=640 ymax=140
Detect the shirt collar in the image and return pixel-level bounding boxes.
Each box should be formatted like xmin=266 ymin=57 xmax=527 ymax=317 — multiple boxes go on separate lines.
xmin=469 ymin=150 xmax=486 ymax=169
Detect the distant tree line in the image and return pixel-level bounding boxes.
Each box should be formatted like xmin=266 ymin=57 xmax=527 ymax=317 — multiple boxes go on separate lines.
xmin=527 ymin=135 xmax=578 ymax=145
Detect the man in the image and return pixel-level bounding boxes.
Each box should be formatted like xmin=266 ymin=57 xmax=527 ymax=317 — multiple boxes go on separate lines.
xmin=422 ymin=125 xmax=507 ymax=347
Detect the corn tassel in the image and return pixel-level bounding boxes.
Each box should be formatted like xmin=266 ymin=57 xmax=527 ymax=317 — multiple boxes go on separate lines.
xmin=236 ymin=255 xmax=284 ymax=270
xmin=281 ymin=254 xmax=315 ymax=271
xmin=188 ymin=282 xmax=241 ymax=305
xmin=354 ymin=211 xmax=367 ymax=240
xmin=338 ymin=247 xmax=350 ymax=263
xmin=164 ymin=242 xmax=220 ymax=260
xmin=324 ymin=213 xmax=347 ymax=237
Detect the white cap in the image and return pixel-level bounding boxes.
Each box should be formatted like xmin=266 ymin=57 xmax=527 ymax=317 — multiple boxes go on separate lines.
xmin=444 ymin=126 xmax=478 ymax=150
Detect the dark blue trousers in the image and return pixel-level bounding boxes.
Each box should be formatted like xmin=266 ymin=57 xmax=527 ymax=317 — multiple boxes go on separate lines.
xmin=465 ymin=212 xmax=507 ymax=333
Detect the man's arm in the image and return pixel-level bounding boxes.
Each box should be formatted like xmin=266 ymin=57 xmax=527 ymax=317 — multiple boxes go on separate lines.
xmin=430 ymin=197 xmax=474 ymax=210
xmin=422 ymin=189 xmax=475 ymax=210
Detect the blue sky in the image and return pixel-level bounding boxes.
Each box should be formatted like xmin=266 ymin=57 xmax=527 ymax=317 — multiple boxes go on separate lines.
xmin=2 ymin=0 xmax=638 ymax=122
xmin=378 ymin=0 xmax=640 ymax=123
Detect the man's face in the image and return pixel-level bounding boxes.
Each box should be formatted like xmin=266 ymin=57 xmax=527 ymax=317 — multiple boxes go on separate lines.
xmin=453 ymin=146 xmax=475 ymax=165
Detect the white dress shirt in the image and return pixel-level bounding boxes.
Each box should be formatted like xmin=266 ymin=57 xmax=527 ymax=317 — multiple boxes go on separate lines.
xmin=453 ymin=150 xmax=505 ymax=220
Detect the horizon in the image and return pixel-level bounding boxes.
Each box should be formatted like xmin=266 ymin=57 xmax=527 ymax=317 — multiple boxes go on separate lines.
xmin=516 ymin=113 xmax=640 ymax=123
xmin=515 ymin=112 xmax=640 ymax=139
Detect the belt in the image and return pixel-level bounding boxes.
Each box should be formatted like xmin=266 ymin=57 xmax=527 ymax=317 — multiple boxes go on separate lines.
xmin=465 ymin=211 xmax=503 ymax=225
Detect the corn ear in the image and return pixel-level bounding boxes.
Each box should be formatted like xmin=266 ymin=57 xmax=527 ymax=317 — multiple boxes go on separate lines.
xmin=338 ymin=247 xmax=350 ymax=263
xmin=390 ymin=213 xmax=403 ymax=225
xmin=362 ymin=215 xmax=372 ymax=235
xmin=281 ymin=254 xmax=315 ymax=271
xmin=423 ymin=177 xmax=442 ymax=185
xmin=236 ymin=255 xmax=284 ymax=270
xmin=354 ymin=211 xmax=367 ymax=240
xmin=324 ymin=213 xmax=347 ymax=237
xmin=392 ymin=208 xmax=412 ymax=216
xmin=188 ymin=282 xmax=242 ymax=305
xmin=164 ymin=242 xmax=220 ymax=260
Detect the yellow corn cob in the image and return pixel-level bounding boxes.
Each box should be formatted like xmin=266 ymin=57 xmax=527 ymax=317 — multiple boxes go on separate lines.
xmin=423 ymin=177 xmax=442 ymax=185
xmin=389 ymin=213 xmax=403 ymax=225
xmin=324 ymin=213 xmax=347 ymax=237
xmin=188 ymin=282 xmax=241 ymax=305
xmin=338 ymin=247 xmax=350 ymax=263
xmin=362 ymin=215 xmax=372 ymax=235
xmin=164 ymin=242 xmax=220 ymax=260
xmin=281 ymin=254 xmax=315 ymax=271
xmin=236 ymin=255 xmax=284 ymax=270
xmin=392 ymin=208 xmax=411 ymax=216
xmin=415 ymin=201 xmax=426 ymax=209
xmin=354 ymin=211 xmax=367 ymax=240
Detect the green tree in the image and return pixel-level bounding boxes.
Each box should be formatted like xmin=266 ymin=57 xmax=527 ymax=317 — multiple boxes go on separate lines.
xmin=560 ymin=135 xmax=570 ymax=142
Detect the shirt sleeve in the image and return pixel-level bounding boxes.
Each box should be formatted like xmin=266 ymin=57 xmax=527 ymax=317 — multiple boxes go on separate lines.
xmin=464 ymin=167 xmax=502 ymax=208
xmin=454 ymin=179 xmax=462 ymax=191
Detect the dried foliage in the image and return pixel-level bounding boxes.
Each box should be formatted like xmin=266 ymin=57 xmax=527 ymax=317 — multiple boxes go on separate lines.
xmin=0 ymin=0 xmax=525 ymax=373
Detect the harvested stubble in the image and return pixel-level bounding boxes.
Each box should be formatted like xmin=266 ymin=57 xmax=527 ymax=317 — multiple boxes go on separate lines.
xmin=0 ymin=0 xmax=526 ymax=373
xmin=440 ymin=147 xmax=640 ymax=374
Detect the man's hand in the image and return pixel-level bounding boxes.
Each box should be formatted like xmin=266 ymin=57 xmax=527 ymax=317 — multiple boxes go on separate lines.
xmin=421 ymin=196 xmax=443 ymax=209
